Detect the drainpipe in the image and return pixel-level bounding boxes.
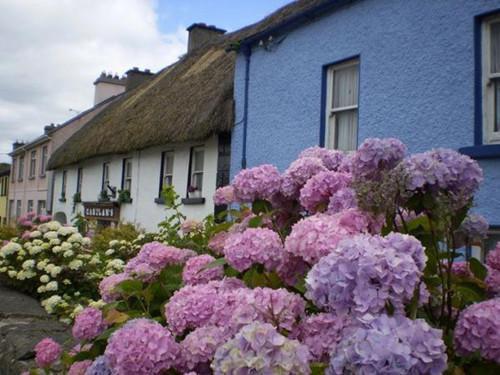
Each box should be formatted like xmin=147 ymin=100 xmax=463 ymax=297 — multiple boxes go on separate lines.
xmin=241 ymin=45 xmax=251 ymax=169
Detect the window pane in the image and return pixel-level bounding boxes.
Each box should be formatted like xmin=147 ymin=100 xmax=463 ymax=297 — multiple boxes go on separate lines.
xmin=193 ymin=172 xmax=203 ymax=191
xmin=164 ymin=175 xmax=173 ymax=187
xmin=333 ymin=64 xmax=359 ymax=109
xmin=194 ymin=150 xmax=204 ymax=171
xmin=165 ymin=153 xmax=174 ymax=174
xmin=495 ymin=80 xmax=500 ymax=132
xmin=491 ymin=22 xmax=500 ymax=73
xmin=335 ymin=110 xmax=358 ymax=151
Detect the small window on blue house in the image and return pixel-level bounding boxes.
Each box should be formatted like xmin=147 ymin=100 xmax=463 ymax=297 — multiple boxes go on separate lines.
xmin=325 ymin=59 xmax=359 ymax=151
xmin=483 ymin=16 xmax=500 ymax=143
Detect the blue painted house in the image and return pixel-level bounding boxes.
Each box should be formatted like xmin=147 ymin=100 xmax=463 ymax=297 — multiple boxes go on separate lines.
xmin=230 ymin=0 xmax=500 ymax=249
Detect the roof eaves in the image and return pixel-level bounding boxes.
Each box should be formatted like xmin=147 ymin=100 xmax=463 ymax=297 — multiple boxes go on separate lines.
xmin=239 ymin=0 xmax=356 ymax=48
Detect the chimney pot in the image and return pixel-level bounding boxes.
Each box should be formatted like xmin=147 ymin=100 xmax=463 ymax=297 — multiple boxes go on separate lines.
xmin=186 ymin=23 xmax=226 ymax=53
xmin=93 ymin=71 xmax=127 ymax=105
xmin=125 ymin=67 xmax=154 ymax=91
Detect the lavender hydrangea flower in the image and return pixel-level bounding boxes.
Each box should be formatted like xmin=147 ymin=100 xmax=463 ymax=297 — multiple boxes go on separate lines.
xmin=299 ymin=171 xmax=352 ymax=213
xmin=285 ymin=212 xmax=377 ymax=265
xmin=291 ymin=313 xmax=351 ymax=362
xmin=306 ymin=233 xmax=425 ymax=318
xmin=212 ymin=322 xmax=311 ymax=374
xmin=281 ymin=157 xmax=327 ymax=198
xmin=182 ymin=254 xmax=224 ymax=285
xmin=328 ymin=315 xmax=447 ymax=375
xmin=125 ymin=242 xmax=196 ymax=282
xmin=229 ymin=287 xmax=306 ymax=333
xmin=34 ymin=337 xmax=62 ymax=368
xmin=179 ymin=326 xmax=231 ymax=373
xmin=299 ymin=146 xmax=345 ymax=171
xmin=207 ymin=231 xmax=229 ymax=255
xmin=72 ymin=307 xmax=107 ymax=341
xmin=485 ymin=268 xmax=500 ymax=295
xmin=459 ymin=214 xmax=489 ymax=240
xmin=68 ymin=360 xmax=93 ymax=375
xmin=454 ymin=298 xmax=500 ymax=363
xmin=326 ymin=187 xmax=357 ymax=214
xmin=213 ymin=185 xmax=235 ymax=205
xmin=486 ymin=242 xmax=500 ymax=271
xmin=85 ymin=356 xmax=111 ymax=375
xmin=223 ymin=228 xmax=284 ymax=272
xmin=98 ymin=273 xmax=129 ymax=303
xmin=231 ymin=164 xmax=281 ymax=202
xmin=105 ymin=318 xmax=180 ymax=375
xmin=351 ymin=138 xmax=407 ymax=180
xmin=276 ymin=252 xmax=310 ymax=286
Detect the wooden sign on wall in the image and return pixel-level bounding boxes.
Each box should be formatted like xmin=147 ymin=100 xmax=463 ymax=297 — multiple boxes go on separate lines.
xmin=83 ymin=201 xmax=120 ymax=222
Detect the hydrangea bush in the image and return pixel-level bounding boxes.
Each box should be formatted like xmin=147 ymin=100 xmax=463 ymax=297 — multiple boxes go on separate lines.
xmin=25 ymin=139 xmax=500 ymax=374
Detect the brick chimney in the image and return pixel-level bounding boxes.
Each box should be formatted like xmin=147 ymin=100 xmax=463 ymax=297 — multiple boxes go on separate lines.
xmin=187 ymin=23 xmax=226 ymax=53
xmin=125 ymin=67 xmax=154 ymax=91
xmin=93 ymin=72 xmax=127 ymax=105
xmin=12 ymin=141 xmax=25 ymax=150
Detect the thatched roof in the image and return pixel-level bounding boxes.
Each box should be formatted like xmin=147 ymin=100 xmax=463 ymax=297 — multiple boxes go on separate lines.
xmin=48 ymin=0 xmax=331 ymax=170
xmin=0 ymin=163 xmax=10 ymax=177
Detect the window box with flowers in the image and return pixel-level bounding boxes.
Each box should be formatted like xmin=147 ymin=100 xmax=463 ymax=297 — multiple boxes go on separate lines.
xmin=117 ymin=189 xmax=133 ymax=204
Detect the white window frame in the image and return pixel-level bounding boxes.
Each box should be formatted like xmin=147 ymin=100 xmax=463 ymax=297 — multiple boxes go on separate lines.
xmin=123 ymin=158 xmax=133 ymax=192
xmin=61 ymin=170 xmax=67 ymax=199
xmin=18 ymin=155 xmax=24 ymax=181
xmin=162 ymin=151 xmax=175 ymax=190
xmin=102 ymin=162 xmax=110 ymax=192
xmin=37 ymin=200 xmax=46 ymax=215
xmin=190 ymin=146 xmax=204 ymax=193
xmin=76 ymin=168 xmax=83 ymax=194
xmin=325 ymin=59 xmax=359 ymax=151
xmin=29 ymin=150 xmax=36 ymax=178
xmin=27 ymin=200 xmax=33 ymax=213
xmin=40 ymin=146 xmax=48 ymax=176
xmin=483 ymin=15 xmax=500 ymax=143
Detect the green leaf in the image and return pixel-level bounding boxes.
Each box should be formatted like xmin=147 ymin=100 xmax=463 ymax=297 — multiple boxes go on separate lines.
xmin=252 ymin=199 xmax=272 ymax=215
xmin=423 ymin=276 xmax=442 ymax=288
xmin=115 ymin=279 xmax=144 ymax=295
xmin=201 ymin=257 xmax=227 ymax=271
xmin=248 ymin=216 xmax=263 ymax=228
xmin=243 ymin=268 xmax=268 ymax=288
xmin=310 ymin=362 xmax=327 ymax=375
xmin=469 ymin=258 xmax=487 ymax=280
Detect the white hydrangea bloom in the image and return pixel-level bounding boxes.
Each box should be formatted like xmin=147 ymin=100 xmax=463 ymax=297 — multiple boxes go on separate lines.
xmin=107 ymin=259 xmax=125 ymax=270
xmin=43 ymin=231 xmax=58 ymax=240
xmin=45 ymin=281 xmax=58 ymax=291
xmin=40 ymin=275 xmax=50 ymax=283
xmin=69 ymin=259 xmax=83 ymax=270
xmin=30 ymin=231 xmax=42 ymax=238
xmin=47 ymin=221 xmax=62 ymax=231
xmin=57 ymin=226 xmax=77 ymax=237
xmin=49 ymin=238 xmax=61 ymax=246
xmin=18 ymin=249 xmax=26 ymax=256
xmin=37 ymin=285 xmax=46 ymax=293
xmin=38 ymin=223 xmax=49 ymax=233
xmin=109 ymin=240 xmax=119 ymax=247
xmin=29 ymin=246 xmax=43 ymax=255
xmin=105 ymin=249 xmax=115 ymax=256
xmin=41 ymin=243 xmax=50 ymax=250
xmin=52 ymin=246 xmax=62 ymax=254
xmin=63 ymin=250 xmax=74 ymax=258
xmin=82 ymin=237 xmax=91 ymax=247
xmin=45 ymin=264 xmax=55 ymax=273
xmin=61 ymin=242 xmax=72 ymax=251
xmin=0 ymin=267 xmax=7 ymax=273
xmin=37 ymin=260 xmax=48 ymax=270
xmin=42 ymin=295 xmax=62 ymax=313
xmin=89 ymin=255 xmax=101 ymax=265
xmin=8 ymin=270 xmax=17 ymax=278
xmin=1 ymin=242 xmax=22 ymax=257
xmin=88 ymin=299 xmax=106 ymax=309
xmin=22 ymin=260 xmax=35 ymax=269
xmin=67 ymin=233 xmax=83 ymax=243
xmin=50 ymin=266 xmax=62 ymax=278
xmin=63 ymin=279 xmax=71 ymax=285
xmin=32 ymin=239 xmax=43 ymax=246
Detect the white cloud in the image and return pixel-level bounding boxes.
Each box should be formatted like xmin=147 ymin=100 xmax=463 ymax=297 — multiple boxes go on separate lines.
xmin=0 ymin=0 xmax=188 ymax=162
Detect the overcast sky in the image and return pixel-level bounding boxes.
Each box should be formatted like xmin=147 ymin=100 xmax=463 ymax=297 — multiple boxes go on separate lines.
xmin=0 ymin=0 xmax=290 ymax=163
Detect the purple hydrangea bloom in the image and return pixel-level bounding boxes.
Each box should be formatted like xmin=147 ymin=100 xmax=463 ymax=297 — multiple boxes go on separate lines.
xmin=34 ymin=337 xmax=62 ymax=368
xmin=285 ymin=212 xmax=377 ymax=265
xmin=125 ymin=242 xmax=196 ymax=282
xmin=98 ymin=273 xmax=129 ymax=303
xmin=351 ymin=138 xmax=407 ymax=180
xmin=69 ymin=360 xmax=93 ymax=375
xmin=281 ymin=157 xmax=327 ymax=198
xmin=276 ymin=252 xmax=310 ymax=286
xmin=231 ymin=164 xmax=281 ymax=202
xmin=179 ymin=326 xmax=231 ymax=373
xmin=105 ymin=318 xmax=180 ymax=375
xmin=72 ymin=307 xmax=107 ymax=341
xmin=328 ymin=315 xmax=447 ymax=375
xmin=448 ymin=261 xmax=472 ymax=278
xmin=207 ymin=231 xmax=229 ymax=255
xmin=486 ymin=242 xmax=500 ymax=271
xmin=326 ymin=187 xmax=357 ymax=214
xmin=299 ymin=146 xmax=345 ymax=171
xmin=213 ymin=185 xmax=235 ymax=205
xmin=229 ymin=287 xmax=306 ymax=333
xmin=182 ymin=254 xmax=224 ymax=285
xmin=459 ymin=214 xmax=489 ymax=240
xmin=402 ymin=148 xmax=483 ymax=208
xmin=291 ymin=313 xmax=351 ymax=362
xmin=165 ymin=278 xmax=247 ymax=335
xmin=299 ymin=171 xmax=352 ymax=213
xmin=306 ymin=233 xmax=425 ymax=318
xmin=223 ymin=228 xmax=284 ymax=272
xmin=454 ymin=298 xmax=500 ymax=363
xmin=212 ymin=322 xmax=311 ymax=374
xmin=486 ymin=268 xmax=500 ymax=296
xmin=85 ymin=356 xmax=111 ymax=375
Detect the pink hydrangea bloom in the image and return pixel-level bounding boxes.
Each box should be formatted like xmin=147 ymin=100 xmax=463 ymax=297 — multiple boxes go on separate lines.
xmin=72 ymin=307 xmax=107 ymax=341
xmin=208 ymin=231 xmax=229 ymax=255
xmin=454 ymin=298 xmax=500 ymax=363
xmin=213 ymin=185 xmax=235 ymax=205
xmin=105 ymin=319 xmax=180 ymax=375
xmin=299 ymin=171 xmax=352 ymax=213
xmin=182 ymin=254 xmax=224 ymax=285
xmin=486 ymin=242 xmax=500 ymax=271
xmin=68 ymin=360 xmax=92 ymax=375
xmin=180 ymin=219 xmax=203 ymax=234
xmin=291 ymin=313 xmax=351 ymax=362
xmin=99 ymin=273 xmax=129 ymax=303
xmin=232 ymin=164 xmax=281 ymax=202
xmin=281 ymin=157 xmax=327 ymax=198
xmin=179 ymin=326 xmax=231 ymax=373
xmin=449 ymin=261 xmax=472 ymax=278
xmin=34 ymin=337 xmax=62 ymax=368
xmin=276 ymin=253 xmax=309 ymax=286
xmin=326 ymin=187 xmax=357 ymax=214
xmin=223 ymin=228 xmax=284 ymax=272
xmin=285 ymin=213 xmax=370 ymax=265
xmin=125 ymin=242 xmax=196 ymax=281
xmin=486 ymin=268 xmax=500 ymax=296
xmin=298 ymin=146 xmax=345 ymax=171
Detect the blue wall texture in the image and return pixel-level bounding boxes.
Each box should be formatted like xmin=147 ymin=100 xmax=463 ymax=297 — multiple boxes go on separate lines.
xmin=230 ymin=0 xmax=500 ymax=226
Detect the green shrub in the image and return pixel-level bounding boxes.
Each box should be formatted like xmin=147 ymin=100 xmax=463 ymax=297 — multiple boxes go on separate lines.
xmin=0 ymin=225 xmax=18 ymax=242
xmin=91 ymin=223 xmax=142 ymax=255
